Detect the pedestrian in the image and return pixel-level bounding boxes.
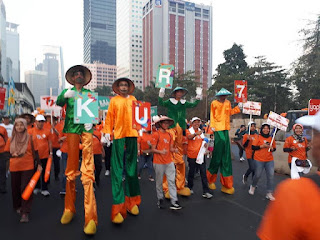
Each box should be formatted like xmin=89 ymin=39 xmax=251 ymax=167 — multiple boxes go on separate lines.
xmin=137 ymin=129 xmax=154 ymax=181
xmin=151 ymin=116 xmax=182 ymax=210
xmin=102 ymin=77 xmax=141 ymax=224
xmin=249 ymin=123 xmax=276 ymax=201
xmin=257 ymin=111 xmax=320 ymax=240
xmin=56 ymin=65 xmax=97 ymax=235
xmin=0 ymin=116 xmax=13 ymax=137
xmin=242 ymin=122 xmax=258 ymax=184
xmin=93 ymin=125 xmax=104 ymax=187
xmin=283 ymin=123 xmax=310 ymax=170
xmin=4 ymin=118 xmax=42 ymax=223
xmin=186 ymin=117 xmax=213 ymax=199
xmin=0 ymin=124 xmax=8 ymax=193
xmin=207 ymin=88 xmax=241 ymax=194
xmin=19 ymin=113 xmax=35 ymax=130
xmin=57 ymin=119 xmax=68 ymax=195
xmin=29 ymin=114 xmax=52 ymax=197
xmin=102 ymin=130 xmax=112 ymax=177
xmin=234 ymin=124 xmax=246 ymax=162
xmin=50 ymin=116 xmax=61 ymax=181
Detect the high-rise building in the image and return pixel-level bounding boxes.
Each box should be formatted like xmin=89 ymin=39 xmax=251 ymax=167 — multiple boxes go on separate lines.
xmin=25 ymin=70 xmax=48 ymax=106
xmin=6 ymin=22 xmax=20 ymax=83
xmin=83 ymin=0 xmax=116 ymax=65
xmin=0 ymin=0 xmax=6 ymax=83
xmin=143 ymin=0 xmax=212 ymax=90
xmin=117 ymin=0 xmax=144 ymax=89
xmin=83 ymin=61 xmax=117 ymax=91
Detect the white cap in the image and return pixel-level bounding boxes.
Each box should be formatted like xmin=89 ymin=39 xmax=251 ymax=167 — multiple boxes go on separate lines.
xmin=296 ymin=111 xmax=320 ymax=132
xmin=191 ymin=117 xmax=201 ymax=123
xmin=35 ymin=115 xmax=46 ymax=121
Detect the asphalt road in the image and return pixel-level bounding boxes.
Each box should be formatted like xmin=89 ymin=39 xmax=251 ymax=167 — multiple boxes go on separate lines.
xmin=0 ymin=145 xmax=289 ymax=240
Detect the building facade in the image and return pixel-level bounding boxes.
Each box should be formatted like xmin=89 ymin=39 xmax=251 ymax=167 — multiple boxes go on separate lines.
xmin=0 ymin=0 xmax=6 ymax=83
xmin=6 ymin=22 xmax=20 ymax=83
xmin=83 ymin=0 xmax=116 ymax=65
xmin=117 ymin=0 xmax=144 ymax=89
xmin=25 ymin=70 xmax=47 ymax=106
xmin=143 ymin=0 xmax=212 ymax=90
xmin=83 ymin=62 xmax=117 ymax=91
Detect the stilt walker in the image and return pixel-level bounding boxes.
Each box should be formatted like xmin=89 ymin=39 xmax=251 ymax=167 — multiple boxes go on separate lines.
xmin=56 ymin=65 xmax=97 ymax=235
xmin=158 ymin=86 xmax=202 ymax=197
xmin=207 ymin=88 xmax=241 ymax=194
xmin=102 ymin=78 xmax=141 ymax=224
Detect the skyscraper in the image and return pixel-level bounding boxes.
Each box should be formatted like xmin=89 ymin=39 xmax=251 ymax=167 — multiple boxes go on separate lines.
xmin=0 ymin=0 xmax=6 ymax=83
xmin=6 ymin=22 xmax=20 ymax=83
xmin=25 ymin=70 xmax=47 ymax=106
xmin=143 ymin=0 xmax=212 ymax=90
xmin=117 ymin=0 xmax=144 ymax=89
xmin=83 ymin=0 xmax=116 ymax=65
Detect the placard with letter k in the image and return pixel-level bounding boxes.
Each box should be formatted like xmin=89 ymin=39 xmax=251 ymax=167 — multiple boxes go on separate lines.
xmin=74 ymin=91 xmax=99 ymax=124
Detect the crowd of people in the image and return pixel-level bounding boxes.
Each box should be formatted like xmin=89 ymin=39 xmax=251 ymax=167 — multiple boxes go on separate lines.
xmin=0 ymin=65 xmax=319 ymax=239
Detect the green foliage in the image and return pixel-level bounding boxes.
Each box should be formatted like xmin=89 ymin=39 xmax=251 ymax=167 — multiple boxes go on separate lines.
xmin=94 ymin=85 xmax=112 ymax=96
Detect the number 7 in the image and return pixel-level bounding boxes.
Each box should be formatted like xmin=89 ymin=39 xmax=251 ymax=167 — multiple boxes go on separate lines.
xmin=236 ymin=85 xmax=245 ymax=98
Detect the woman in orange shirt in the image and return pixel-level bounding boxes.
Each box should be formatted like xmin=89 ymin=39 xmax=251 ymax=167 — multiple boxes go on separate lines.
xmin=283 ymin=124 xmax=310 ymax=169
xmin=249 ymin=123 xmax=276 ymax=201
xmin=4 ymin=118 xmax=41 ymax=223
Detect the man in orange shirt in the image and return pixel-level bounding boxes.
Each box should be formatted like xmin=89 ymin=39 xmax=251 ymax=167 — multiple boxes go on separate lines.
xmin=92 ymin=125 xmax=104 ymax=187
xmin=0 ymin=125 xmax=8 ymax=193
xmin=258 ymin=111 xmax=320 ymax=240
xmin=186 ymin=117 xmax=212 ymax=199
xmin=50 ymin=116 xmax=61 ymax=181
xmin=137 ymin=130 xmax=154 ymax=181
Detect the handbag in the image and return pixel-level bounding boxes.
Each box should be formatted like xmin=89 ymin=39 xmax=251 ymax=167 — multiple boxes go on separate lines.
xmin=295 ymin=159 xmax=310 ymax=168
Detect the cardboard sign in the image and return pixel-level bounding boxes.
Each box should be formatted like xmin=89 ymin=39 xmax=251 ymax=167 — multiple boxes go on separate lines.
xmin=40 ymin=96 xmax=62 ymax=111
xmin=151 ymin=106 xmax=157 ymax=117
xmin=308 ymin=99 xmax=320 ymax=115
xmin=267 ymin=111 xmax=289 ymax=131
xmin=234 ymin=80 xmax=247 ymax=103
xmin=0 ymin=87 xmax=5 ymax=110
xmin=74 ymin=92 xmax=99 ymax=124
xmin=243 ymin=101 xmax=261 ymax=116
xmin=155 ymin=64 xmax=174 ymax=89
xmin=132 ymin=101 xmax=151 ymax=131
xmin=98 ymin=96 xmax=111 ymax=110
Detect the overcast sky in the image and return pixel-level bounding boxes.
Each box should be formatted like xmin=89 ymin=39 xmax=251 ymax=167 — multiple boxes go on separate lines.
xmin=4 ymin=0 xmax=320 ymax=82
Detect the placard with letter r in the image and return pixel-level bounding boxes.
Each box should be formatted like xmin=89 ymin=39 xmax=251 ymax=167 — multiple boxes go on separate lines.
xmin=155 ymin=64 xmax=174 ymax=89
xmin=74 ymin=92 xmax=99 ymax=124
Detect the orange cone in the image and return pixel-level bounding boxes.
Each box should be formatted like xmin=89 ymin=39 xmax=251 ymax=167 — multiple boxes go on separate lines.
xmin=44 ymin=157 xmax=52 ymax=182
xmin=22 ymin=170 xmax=41 ymax=200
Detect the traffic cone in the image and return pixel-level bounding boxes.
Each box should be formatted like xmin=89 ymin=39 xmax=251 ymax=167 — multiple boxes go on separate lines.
xmin=44 ymin=157 xmax=52 ymax=182
xmin=22 ymin=170 xmax=41 ymax=200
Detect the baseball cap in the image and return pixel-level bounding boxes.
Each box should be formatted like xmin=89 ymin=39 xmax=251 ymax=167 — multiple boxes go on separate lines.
xmin=35 ymin=115 xmax=46 ymax=121
xmin=191 ymin=117 xmax=201 ymax=123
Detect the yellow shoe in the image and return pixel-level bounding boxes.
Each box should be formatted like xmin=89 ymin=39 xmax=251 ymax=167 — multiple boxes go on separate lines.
xmin=208 ymin=183 xmax=216 ymax=190
xmin=164 ymin=191 xmax=170 ymax=199
xmin=112 ymin=213 xmax=124 ymax=224
xmin=221 ymin=186 xmax=235 ymax=195
xmin=60 ymin=210 xmax=74 ymax=224
xmin=128 ymin=205 xmax=139 ymax=216
xmin=83 ymin=220 xmax=97 ymax=235
xmin=177 ymin=187 xmax=191 ymax=196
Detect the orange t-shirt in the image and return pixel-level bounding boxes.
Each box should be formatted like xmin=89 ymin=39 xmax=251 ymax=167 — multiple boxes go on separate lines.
xmin=151 ymin=130 xmax=173 ymax=165
xmin=43 ymin=122 xmax=51 ymax=130
xmin=182 ymin=136 xmax=188 ymax=155
xmin=242 ymin=133 xmax=258 ymax=159
xmin=5 ymin=137 xmax=37 ymax=172
xmin=0 ymin=126 xmax=8 ymax=153
xmin=59 ymin=131 xmax=68 ymax=153
xmin=138 ymin=132 xmax=152 ymax=154
xmin=283 ymin=136 xmax=308 ymax=163
xmin=186 ymin=128 xmax=203 ymax=159
xmin=93 ymin=130 xmax=102 ymax=155
xmin=257 ymin=176 xmax=320 ymax=240
xmin=252 ymin=135 xmax=276 ymax=162
xmin=29 ymin=127 xmax=51 ymax=159
xmin=51 ymin=129 xmax=60 ymax=148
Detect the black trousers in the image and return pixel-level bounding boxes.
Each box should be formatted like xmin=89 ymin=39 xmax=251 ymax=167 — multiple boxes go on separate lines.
xmin=94 ymin=154 xmax=102 ymax=186
xmin=52 ymin=148 xmax=60 ymax=179
xmin=35 ymin=158 xmax=49 ymax=190
xmin=187 ymin=157 xmax=209 ymax=193
xmin=104 ymin=144 xmax=112 ymax=171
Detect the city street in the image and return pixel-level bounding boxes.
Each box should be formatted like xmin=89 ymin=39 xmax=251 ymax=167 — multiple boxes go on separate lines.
xmin=1 ymin=145 xmax=288 ymax=240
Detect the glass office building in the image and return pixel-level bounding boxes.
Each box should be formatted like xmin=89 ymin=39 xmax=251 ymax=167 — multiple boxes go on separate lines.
xmin=83 ymin=0 xmax=116 ymax=65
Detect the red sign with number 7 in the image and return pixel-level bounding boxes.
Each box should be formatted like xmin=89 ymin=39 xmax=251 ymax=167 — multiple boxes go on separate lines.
xmin=234 ymin=80 xmax=247 ymax=103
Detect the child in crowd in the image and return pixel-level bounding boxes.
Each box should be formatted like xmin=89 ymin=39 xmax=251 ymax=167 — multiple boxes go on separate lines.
xmin=137 ymin=129 xmax=154 ymax=181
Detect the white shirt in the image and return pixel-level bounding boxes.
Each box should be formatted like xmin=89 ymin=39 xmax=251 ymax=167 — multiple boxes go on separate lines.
xmin=0 ymin=123 xmax=13 ymax=137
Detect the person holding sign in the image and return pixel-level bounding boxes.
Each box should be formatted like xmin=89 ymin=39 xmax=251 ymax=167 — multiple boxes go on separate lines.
xmin=249 ymin=123 xmax=276 ymax=201
xmin=4 ymin=118 xmax=41 ymax=223
xmin=56 ymin=65 xmax=97 ymax=235
xmin=102 ymin=78 xmax=141 ymax=224
xmin=158 ymin=86 xmax=202 ymax=197
xmin=207 ymin=88 xmax=241 ymax=194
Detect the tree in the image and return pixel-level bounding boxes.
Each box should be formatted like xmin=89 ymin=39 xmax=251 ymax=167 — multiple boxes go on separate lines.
xmin=94 ymin=85 xmax=112 ymax=96
xmin=291 ymin=15 xmax=320 ymax=108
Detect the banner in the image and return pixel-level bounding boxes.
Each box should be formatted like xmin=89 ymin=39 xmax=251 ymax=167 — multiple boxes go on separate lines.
xmin=151 ymin=106 xmax=157 ymax=118
xmin=234 ymin=80 xmax=247 ymax=103
xmin=308 ymin=99 xmax=320 ymax=115
xmin=155 ymin=64 xmax=174 ymax=89
xmin=7 ymin=77 xmax=16 ymax=116
xmin=132 ymin=101 xmax=151 ymax=131
xmin=40 ymin=96 xmax=61 ymax=111
xmin=0 ymin=87 xmax=5 ymax=110
xmin=267 ymin=111 xmax=289 ymax=131
xmin=98 ymin=96 xmax=111 ymax=110
xmin=74 ymin=92 xmax=99 ymax=124
xmin=243 ymin=101 xmax=261 ymax=116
